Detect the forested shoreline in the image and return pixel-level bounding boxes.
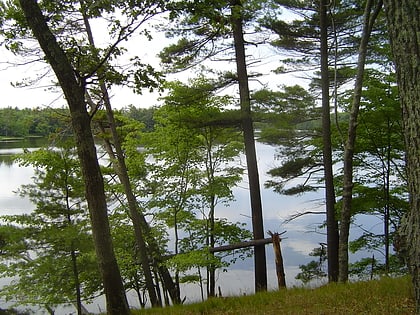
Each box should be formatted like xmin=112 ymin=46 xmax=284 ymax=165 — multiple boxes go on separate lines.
xmin=0 ymin=106 xmax=155 ymax=138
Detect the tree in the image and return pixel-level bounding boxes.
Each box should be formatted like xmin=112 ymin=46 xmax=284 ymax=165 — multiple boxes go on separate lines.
xmin=14 ymin=1 xmax=129 ymax=313
xmin=80 ymin=4 xmax=165 ymax=304
xmin=260 ymin=0 xmax=370 ymax=282
xmin=319 ymin=0 xmax=340 ymax=282
xmin=230 ymin=0 xmax=267 ymax=291
xmin=296 ymin=245 xmax=327 ymax=285
xmin=141 ymin=77 xmax=246 ymax=299
xmin=337 ymin=68 xmax=407 ymax=277
xmin=339 ymin=0 xmax=383 ymax=282
xmin=0 ymin=144 xmax=100 ymax=314
xmin=164 ymin=78 xmax=245 ymax=297
xmin=261 ymin=0 xmax=392 ymax=282
xmin=116 ymin=114 xmax=183 ymax=306
xmin=160 ymin=0 xmax=271 ymax=292
xmin=382 ymin=0 xmax=420 ymax=312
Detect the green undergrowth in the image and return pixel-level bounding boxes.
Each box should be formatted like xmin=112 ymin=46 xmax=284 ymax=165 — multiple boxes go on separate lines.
xmin=132 ymin=276 xmax=415 ymax=315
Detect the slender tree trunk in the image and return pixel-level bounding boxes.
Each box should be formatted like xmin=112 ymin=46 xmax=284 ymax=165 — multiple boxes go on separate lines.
xmin=80 ymin=2 xmax=181 ymax=305
xmin=17 ymin=1 xmax=130 ymax=314
xmin=319 ymin=0 xmax=339 ymax=283
xmin=383 ymin=0 xmax=420 ymax=312
xmin=338 ymin=0 xmax=382 ymax=282
xmin=207 ymin=148 xmax=216 ymax=297
xmin=384 ymin=121 xmax=391 ymax=274
xmin=70 ymin=248 xmax=82 ymax=315
xmin=80 ymin=7 xmax=160 ymax=306
xmin=208 ymin=198 xmax=216 ymax=298
xmin=64 ymin=162 xmax=83 ymax=315
xmin=230 ymin=0 xmax=267 ymax=292
xmin=99 ymin=130 xmax=159 ymax=306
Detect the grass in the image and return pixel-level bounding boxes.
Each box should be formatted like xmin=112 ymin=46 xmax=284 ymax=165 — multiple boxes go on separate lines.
xmin=132 ymin=276 xmax=415 ymax=315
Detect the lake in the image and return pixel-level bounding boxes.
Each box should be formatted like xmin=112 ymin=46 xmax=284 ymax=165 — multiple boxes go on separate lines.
xmin=0 ymin=138 xmax=381 ymax=313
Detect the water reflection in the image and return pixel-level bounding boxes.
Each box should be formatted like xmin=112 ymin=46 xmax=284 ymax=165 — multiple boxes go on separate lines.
xmin=0 ymin=137 xmax=48 ymax=165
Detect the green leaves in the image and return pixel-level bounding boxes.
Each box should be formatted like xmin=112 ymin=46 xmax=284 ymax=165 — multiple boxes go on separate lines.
xmin=0 ymin=143 xmax=100 ymax=311
xmin=130 ymin=77 xmax=247 ymax=292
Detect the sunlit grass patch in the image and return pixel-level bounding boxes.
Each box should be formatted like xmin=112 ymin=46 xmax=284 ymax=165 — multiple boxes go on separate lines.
xmin=132 ymin=276 xmax=415 ymax=314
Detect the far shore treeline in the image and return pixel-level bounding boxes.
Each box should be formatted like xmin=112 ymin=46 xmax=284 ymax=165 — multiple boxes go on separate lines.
xmin=0 ymin=106 xmax=155 ymax=139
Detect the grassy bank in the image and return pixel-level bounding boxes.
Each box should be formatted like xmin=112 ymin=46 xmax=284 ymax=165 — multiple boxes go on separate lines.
xmin=133 ymin=276 xmax=415 ymax=314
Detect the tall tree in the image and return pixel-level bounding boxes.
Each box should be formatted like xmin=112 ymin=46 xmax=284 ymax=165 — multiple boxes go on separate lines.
xmin=161 ymin=0 xmax=270 ymax=291
xmin=230 ymin=0 xmax=267 ymax=291
xmin=261 ymin=0 xmax=370 ymax=282
xmin=320 ymin=0 xmax=340 ymax=282
xmin=382 ymin=0 xmax=420 ymax=312
xmin=80 ymin=3 xmax=165 ymax=305
xmin=141 ymin=77 xmax=245 ymax=299
xmin=349 ymin=69 xmax=406 ymax=274
xmin=262 ymin=0 xmax=391 ymax=282
xmin=16 ymin=1 xmax=129 ymax=313
xmin=339 ymin=0 xmax=383 ymax=282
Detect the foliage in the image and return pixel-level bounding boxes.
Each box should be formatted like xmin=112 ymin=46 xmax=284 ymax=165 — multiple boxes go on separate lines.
xmin=349 ymin=255 xmax=408 ymax=280
xmin=258 ymin=7 xmax=407 ymax=275
xmin=0 ymin=142 xmax=100 ymax=312
xmin=295 ymin=245 xmax=327 ymax=284
xmin=120 ymin=106 xmax=156 ymax=132
xmin=0 ymin=308 xmax=31 ymax=315
xmin=0 ymin=107 xmax=70 ymax=138
xmin=253 ymin=84 xmax=325 ymax=195
xmin=0 ymin=0 xmax=166 ymax=95
xmin=139 ymin=77 xmax=248 ymax=294
xmin=0 ymin=0 xmax=413 ymax=307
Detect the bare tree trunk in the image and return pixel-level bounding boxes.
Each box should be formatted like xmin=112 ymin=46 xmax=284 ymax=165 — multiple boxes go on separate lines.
xmin=230 ymin=0 xmax=267 ymax=292
xmin=319 ymin=0 xmax=339 ymax=283
xmin=17 ymin=1 xmax=130 ymax=314
xmin=338 ymin=0 xmax=382 ymax=282
xmin=383 ymin=0 xmax=420 ymax=312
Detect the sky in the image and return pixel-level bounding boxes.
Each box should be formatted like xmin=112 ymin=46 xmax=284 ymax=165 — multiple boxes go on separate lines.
xmin=0 ymin=42 xmax=162 ymax=110
xmin=0 ymin=6 xmax=299 ymax=111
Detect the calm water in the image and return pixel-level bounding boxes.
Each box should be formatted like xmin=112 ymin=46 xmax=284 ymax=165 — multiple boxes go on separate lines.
xmin=0 ymin=138 xmax=48 ymax=215
xmin=0 ymin=138 xmax=379 ymax=313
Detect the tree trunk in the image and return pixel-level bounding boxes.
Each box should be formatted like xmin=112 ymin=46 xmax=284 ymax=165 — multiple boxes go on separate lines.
xmin=383 ymin=0 xmax=420 ymax=312
xmin=99 ymin=129 xmax=159 ymax=307
xmin=319 ymin=0 xmax=339 ymax=283
xmin=18 ymin=1 xmax=130 ymax=314
xmin=208 ymin=196 xmax=216 ymax=297
xmin=82 ymin=15 xmax=159 ymax=305
xmin=80 ymin=3 xmax=180 ymax=306
xmin=338 ymin=0 xmax=383 ymax=282
xmin=64 ymin=162 xmax=83 ymax=315
xmin=230 ymin=0 xmax=267 ymax=292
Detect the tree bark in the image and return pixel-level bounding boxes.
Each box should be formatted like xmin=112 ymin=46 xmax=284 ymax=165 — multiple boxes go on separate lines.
xmin=230 ymin=0 xmax=267 ymax=292
xmin=319 ymin=0 xmax=340 ymax=283
xmin=383 ymin=0 xmax=420 ymax=312
xmin=338 ymin=0 xmax=383 ymax=282
xmin=17 ymin=1 xmax=130 ymax=314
